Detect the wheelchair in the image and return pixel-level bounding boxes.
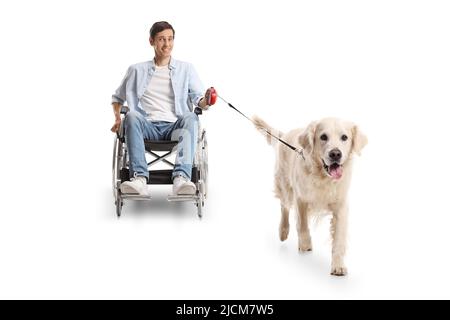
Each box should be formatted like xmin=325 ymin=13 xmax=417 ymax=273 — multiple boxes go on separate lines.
xmin=112 ymin=106 xmax=208 ymax=218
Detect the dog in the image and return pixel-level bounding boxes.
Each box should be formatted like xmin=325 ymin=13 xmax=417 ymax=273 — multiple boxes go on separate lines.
xmin=253 ymin=116 xmax=367 ymax=276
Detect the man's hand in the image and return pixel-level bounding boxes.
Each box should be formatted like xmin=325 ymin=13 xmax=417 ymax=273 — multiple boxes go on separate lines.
xmin=111 ymin=102 xmax=122 ymax=133
xmin=200 ymin=87 xmax=217 ymax=109
xmin=111 ymin=116 xmax=121 ymax=133
xmin=205 ymin=87 xmax=217 ymax=106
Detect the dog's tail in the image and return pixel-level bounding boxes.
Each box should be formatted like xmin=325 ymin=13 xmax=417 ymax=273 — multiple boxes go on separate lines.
xmin=252 ymin=115 xmax=283 ymax=147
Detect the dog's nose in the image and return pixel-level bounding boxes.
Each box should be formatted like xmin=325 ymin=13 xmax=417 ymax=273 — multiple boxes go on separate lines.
xmin=329 ymin=148 xmax=342 ymax=162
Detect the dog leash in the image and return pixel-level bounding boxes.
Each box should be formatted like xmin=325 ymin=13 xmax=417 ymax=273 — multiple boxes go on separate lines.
xmin=216 ymin=93 xmax=305 ymax=160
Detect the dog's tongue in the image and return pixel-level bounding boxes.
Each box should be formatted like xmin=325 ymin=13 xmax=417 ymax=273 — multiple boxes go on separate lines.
xmin=330 ymin=165 xmax=343 ymax=180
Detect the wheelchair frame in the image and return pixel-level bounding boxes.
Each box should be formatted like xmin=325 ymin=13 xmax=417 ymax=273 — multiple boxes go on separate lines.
xmin=112 ymin=107 xmax=208 ymax=218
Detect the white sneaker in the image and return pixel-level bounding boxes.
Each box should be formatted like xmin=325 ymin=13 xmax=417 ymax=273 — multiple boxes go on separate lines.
xmin=172 ymin=175 xmax=196 ymax=195
xmin=120 ymin=176 xmax=149 ymax=195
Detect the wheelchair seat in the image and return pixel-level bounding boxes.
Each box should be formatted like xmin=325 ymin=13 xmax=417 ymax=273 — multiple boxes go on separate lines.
xmin=144 ymin=140 xmax=178 ymax=152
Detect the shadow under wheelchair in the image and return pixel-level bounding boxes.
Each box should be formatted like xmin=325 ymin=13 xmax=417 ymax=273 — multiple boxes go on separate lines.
xmin=123 ymin=189 xmax=195 ymax=218
xmin=112 ymin=106 xmax=208 ymax=219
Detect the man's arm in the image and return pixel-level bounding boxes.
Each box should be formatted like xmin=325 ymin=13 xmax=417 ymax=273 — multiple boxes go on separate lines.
xmin=187 ymin=64 xmax=208 ymax=109
xmin=111 ymin=66 xmax=133 ymax=133
xmin=186 ymin=63 xmax=216 ymax=110
xmin=112 ymin=66 xmax=132 ymax=106
xmin=111 ymin=102 xmax=122 ymax=133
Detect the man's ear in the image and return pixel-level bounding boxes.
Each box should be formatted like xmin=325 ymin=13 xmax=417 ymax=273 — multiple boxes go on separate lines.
xmin=149 ymin=37 xmax=154 ymax=46
xmin=352 ymin=125 xmax=368 ymax=156
xmin=298 ymin=122 xmax=317 ymax=154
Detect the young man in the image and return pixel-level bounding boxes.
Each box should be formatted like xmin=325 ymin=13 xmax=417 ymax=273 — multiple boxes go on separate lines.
xmin=111 ymin=21 xmax=215 ymax=196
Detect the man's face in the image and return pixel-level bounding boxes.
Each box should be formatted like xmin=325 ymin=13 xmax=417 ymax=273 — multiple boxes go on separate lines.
xmin=150 ymin=29 xmax=174 ymax=59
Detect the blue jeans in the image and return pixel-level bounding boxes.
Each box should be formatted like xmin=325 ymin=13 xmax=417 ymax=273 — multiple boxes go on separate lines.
xmin=124 ymin=111 xmax=199 ymax=181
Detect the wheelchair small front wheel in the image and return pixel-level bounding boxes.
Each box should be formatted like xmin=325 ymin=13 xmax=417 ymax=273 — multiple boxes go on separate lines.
xmin=196 ymin=202 xmax=202 ymax=218
xmin=116 ymin=199 xmax=123 ymax=218
xmin=196 ymin=192 xmax=204 ymax=218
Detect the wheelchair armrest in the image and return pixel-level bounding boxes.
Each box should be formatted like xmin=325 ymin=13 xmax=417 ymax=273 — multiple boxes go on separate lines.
xmin=194 ymin=107 xmax=203 ymax=115
xmin=116 ymin=107 xmax=127 ymax=142
xmin=120 ymin=106 xmax=129 ymax=115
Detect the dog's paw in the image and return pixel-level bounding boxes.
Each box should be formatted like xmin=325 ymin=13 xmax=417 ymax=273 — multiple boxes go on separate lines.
xmin=298 ymin=243 xmax=312 ymax=252
xmin=330 ymin=266 xmax=347 ymax=276
xmin=298 ymin=235 xmax=312 ymax=252
xmin=298 ymin=238 xmax=312 ymax=252
xmin=279 ymin=226 xmax=289 ymax=241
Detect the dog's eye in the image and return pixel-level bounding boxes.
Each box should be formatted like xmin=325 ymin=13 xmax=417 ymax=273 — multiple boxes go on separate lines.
xmin=341 ymin=134 xmax=348 ymax=141
xmin=320 ymin=134 xmax=328 ymax=141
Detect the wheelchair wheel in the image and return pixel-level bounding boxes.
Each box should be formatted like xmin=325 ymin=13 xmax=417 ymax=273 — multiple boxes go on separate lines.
xmin=112 ymin=136 xmax=120 ymax=196
xmin=199 ymin=130 xmax=208 ymax=199
xmin=112 ymin=135 xmax=124 ymax=217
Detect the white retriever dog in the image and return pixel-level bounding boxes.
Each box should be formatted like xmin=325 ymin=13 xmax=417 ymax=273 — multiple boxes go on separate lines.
xmin=253 ymin=116 xmax=367 ymax=276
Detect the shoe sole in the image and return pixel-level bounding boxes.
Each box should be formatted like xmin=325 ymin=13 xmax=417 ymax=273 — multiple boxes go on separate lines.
xmin=120 ymin=184 xmax=149 ymax=196
xmin=174 ymin=185 xmax=196 ymax=195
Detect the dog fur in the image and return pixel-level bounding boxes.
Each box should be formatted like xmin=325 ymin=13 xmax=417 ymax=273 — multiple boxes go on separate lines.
xmin=253 ymin=116 xmax=367 ymax=276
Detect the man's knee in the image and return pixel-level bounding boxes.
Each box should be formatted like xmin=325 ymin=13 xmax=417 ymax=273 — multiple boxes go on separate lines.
xmin=181 ymin=112 xmax=199 ymax=126
xmin=125 ymin=110 xmax=143 ymax=127
xmin=183 ymin=112 xmax=198 ymax=123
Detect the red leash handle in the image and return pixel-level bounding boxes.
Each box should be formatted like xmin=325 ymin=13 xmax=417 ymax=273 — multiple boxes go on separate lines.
xmin=207 ymin=87 xmax=217 ymax=106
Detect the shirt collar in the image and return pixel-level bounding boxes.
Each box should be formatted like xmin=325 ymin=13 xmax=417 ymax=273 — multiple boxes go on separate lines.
xmin=150 ymin=57 xmax=176 ymax=70
xmin=168 ymin=57 xmax=176 ymax=70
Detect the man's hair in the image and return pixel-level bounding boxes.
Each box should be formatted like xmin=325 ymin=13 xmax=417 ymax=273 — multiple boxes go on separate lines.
xmin=149 ymin=21 xmax=175 ymax=39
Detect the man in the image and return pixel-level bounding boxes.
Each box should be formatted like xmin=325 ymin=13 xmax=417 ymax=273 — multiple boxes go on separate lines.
xmin=111 ymin=21 xmax=215 ymax=196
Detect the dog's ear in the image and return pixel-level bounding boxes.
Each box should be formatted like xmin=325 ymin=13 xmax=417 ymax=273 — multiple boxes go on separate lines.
xmin=352 ymin=125 xmax=368 ymax=156
xmin=298 ymin=122 xmax=317 ymax=154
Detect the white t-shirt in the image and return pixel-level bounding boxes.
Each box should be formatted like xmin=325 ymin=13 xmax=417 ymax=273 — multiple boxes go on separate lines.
xmin=140 ymin=65 xmax=177 ymax=122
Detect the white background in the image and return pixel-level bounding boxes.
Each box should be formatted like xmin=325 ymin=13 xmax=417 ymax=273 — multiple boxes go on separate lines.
xmin=0 ymin=0 xmax=449 ymax=299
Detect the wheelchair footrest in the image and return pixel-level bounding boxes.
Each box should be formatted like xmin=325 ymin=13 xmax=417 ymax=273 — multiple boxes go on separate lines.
xmin=121 ymin=194 xmax=152 ymax=200
xmin=167 ymin=194 xmax=200 ymax=202
xmin=120 ymin=168 xmax=199 ymax=184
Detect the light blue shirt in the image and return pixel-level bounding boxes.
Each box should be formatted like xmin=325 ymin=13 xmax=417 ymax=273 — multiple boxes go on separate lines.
xmin=111 ymin=58 xmax=204 ymax=118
